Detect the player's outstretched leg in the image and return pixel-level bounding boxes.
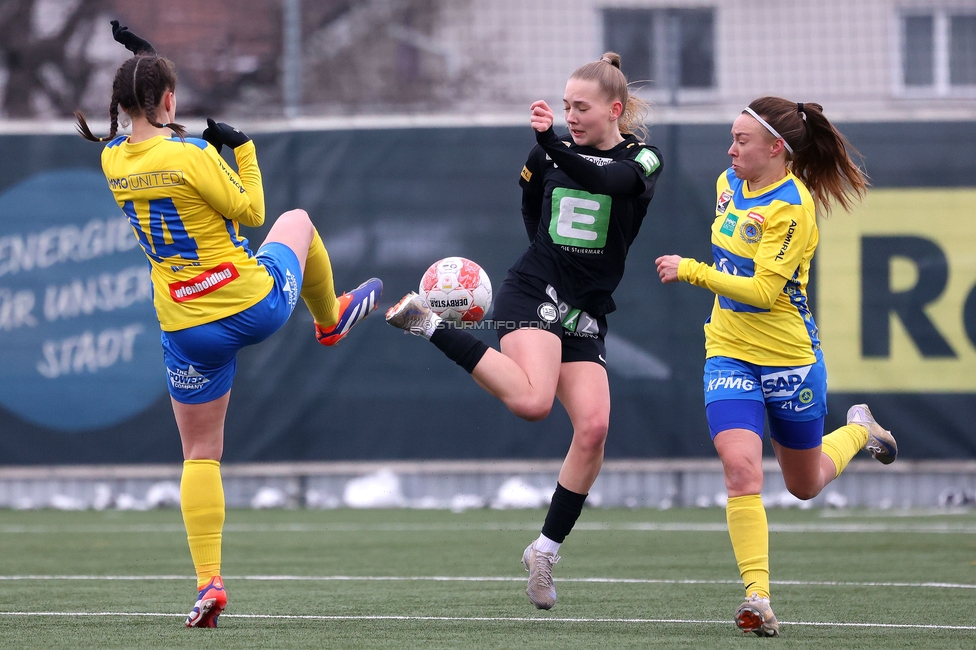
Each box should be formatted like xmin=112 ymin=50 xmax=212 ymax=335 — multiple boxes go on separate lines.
xmin=734 ymin=593 xmax=779 ymax=637
xmin=385 ymin=292 xmax=441 ymax=337
xmin=521 ymin=542 xmax=560 ymax=609
xmin=847 ymin=403 xmax=897 ymax=464
xmin=315 ymin=278 xmax=384 ymax=346
xmin=185 ymin=575 xmax=228 ymax=628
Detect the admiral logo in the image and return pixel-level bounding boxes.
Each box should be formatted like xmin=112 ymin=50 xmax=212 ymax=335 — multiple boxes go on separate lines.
xmin=775 ymin=220 xmax=798 ymax=261
xmin=169 ymin=263 xmax=239 ymax=302
xmin=746 ymin=211 xmax=765 ymax=224
xmin=126 ymin=171 xmax=184 ymax=190
xmin=217 ymin=159 xmax=246 ymax=194
xmin=716 ymin=190 xmax=733 ymax=214
xmin=428 ymin=297 xmax=470 ymax=308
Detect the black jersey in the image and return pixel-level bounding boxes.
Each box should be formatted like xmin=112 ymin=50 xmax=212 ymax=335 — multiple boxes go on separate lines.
xmin=512 ymin=127 xmax=662 ymax=316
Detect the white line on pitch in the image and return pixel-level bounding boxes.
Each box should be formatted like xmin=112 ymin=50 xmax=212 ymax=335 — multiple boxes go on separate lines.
xmin=2 ymin=521 xmax=976 ymax=534
xmin=0 ymin=575 xmax=973 ymax=590
xmin=0 ymin=611 xmax=974 ymax=631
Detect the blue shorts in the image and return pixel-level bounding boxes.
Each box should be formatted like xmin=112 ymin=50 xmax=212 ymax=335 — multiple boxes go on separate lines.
xmin=161 ymin=243 xmax=302 ymax=404
xmin=702 ymin=353 xmax=828 ymax=450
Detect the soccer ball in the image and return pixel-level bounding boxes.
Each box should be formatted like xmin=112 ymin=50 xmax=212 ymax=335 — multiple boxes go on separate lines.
xmin=419 ymin=257 xmax=492 ymax=322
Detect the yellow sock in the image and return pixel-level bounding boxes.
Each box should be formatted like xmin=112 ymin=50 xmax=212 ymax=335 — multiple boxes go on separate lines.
xmin=301 ymin=229 xmax=339 ymax=327
xmin=822 ymin=424 xmax=869 ymax=479
xmin=726 ymin=494 xmax=770 ymax=599
xmin=181 ymin=459 xmax=225 ymax=589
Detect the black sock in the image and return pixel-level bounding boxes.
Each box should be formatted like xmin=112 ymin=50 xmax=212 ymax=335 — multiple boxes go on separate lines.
xmin=540 ymin=482 xmax=588 ymax=543
xmin=429 ymin=325 xmax=489 ymax=374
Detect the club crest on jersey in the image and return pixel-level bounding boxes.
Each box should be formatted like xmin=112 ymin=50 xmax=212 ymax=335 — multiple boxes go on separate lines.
xmin=169 ymin=262 xmax=239 ymax=302
xmin=537 ymin=302 xmax=559 ymax=323
xmin=716 ymin=190 xmax=733 ymax=214
xmin=739 ymin=220 xmax=763 ymax=244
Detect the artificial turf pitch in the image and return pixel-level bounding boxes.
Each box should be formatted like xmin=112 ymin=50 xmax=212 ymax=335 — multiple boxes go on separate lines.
xmin=0 ymin=507 xmax=973 ymax=649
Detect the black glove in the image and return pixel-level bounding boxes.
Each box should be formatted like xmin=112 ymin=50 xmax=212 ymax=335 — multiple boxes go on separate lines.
xmin=110 ymin=20 xmax=156 ymax=56
xmin=201 ymin=119 xmax=251 ymax=154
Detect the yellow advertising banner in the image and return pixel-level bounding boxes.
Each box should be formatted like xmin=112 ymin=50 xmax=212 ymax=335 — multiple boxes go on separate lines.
xmin=817 ymin=188 xmax=976 ymax=392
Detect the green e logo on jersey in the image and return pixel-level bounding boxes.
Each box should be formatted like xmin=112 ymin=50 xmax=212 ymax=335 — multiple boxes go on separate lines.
xmin=550 ymin=188 xmax=611 ymax=249
xmin=635 ymin=148 xmax=660 ymax=176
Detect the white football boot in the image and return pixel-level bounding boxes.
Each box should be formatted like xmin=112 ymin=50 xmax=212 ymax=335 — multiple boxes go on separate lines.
xmin=847 ymin=403 xmax=897 ymax=464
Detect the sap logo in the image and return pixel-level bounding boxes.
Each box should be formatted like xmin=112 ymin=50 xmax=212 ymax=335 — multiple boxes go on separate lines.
xmin=108 ymin=177 xmax=128 ymax=190
xmin=760 ymin=366 xmax=811 ymax=398
xmin=706 ymin=373 xmax=755 ymax=391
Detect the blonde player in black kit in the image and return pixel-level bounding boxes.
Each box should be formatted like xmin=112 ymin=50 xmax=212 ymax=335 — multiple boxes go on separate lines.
xmin=387 ymin=53 xmax=662 ymax=610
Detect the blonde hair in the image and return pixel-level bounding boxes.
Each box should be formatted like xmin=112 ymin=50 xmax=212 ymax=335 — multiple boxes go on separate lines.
xmin=570 ymin=52 xmax=649 ymax=141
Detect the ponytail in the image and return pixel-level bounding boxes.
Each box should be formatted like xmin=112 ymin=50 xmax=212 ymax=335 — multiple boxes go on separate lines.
xmin=746 ymin=96 xmax=868 ymax=214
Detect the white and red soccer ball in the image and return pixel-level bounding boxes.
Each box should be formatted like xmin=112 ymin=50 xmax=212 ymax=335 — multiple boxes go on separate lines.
xmin=419 ymin=257 xmax=492 ymax=322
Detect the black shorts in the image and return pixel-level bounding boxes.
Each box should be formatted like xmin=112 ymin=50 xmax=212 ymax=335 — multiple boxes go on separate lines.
xmin=492 ymin=270 xmax=607 ymax=366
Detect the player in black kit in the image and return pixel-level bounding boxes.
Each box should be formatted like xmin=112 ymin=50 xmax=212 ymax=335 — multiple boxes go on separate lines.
xmin=386 ymin=52 xmax=663 ymax=610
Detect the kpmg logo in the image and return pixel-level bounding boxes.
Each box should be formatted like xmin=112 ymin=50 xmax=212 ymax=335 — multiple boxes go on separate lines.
xmin=706 ymin=371 xmax=756 ymax=392
xmin=0 ymin=169 xmax=164 ymax=432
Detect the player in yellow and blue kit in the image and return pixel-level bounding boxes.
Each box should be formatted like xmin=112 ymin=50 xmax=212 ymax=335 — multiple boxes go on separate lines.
xmin=656 ymin=97 xmax=898 ymax=637
xmin=76 ymin=21 xmax=382 ymax=628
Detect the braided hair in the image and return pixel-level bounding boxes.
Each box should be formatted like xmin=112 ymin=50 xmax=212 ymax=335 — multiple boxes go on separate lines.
xmin=76 ymin=55 xmax=186 ymax=142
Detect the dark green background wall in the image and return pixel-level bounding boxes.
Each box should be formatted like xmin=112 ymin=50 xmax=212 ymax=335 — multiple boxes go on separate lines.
xmin=0 ymin=122 xmax=973 ymax=463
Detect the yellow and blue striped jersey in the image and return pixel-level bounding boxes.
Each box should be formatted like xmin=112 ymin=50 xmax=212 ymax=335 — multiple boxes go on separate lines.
xmin=696 ymin=168 xmax=819 ymax=365
xmin=101 ymin=136 xmax=272 ymax=331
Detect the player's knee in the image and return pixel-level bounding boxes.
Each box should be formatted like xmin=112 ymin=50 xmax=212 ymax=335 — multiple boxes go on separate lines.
xmin=573 ymin=417 xmax=609 ymax=452
xmin=723 ymin=459 xmax=763 ymax=494
xmin=279 ymin=208 xmax=311 ymax=227
xmin=784 ymin=480 xmax=822 ymax=501
xmin=509 ymin=396 xmax=552 ymax=422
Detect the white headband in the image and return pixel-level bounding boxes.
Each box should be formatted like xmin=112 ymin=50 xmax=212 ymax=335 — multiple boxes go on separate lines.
xmin=743 ymin=106 xmax=793 ymax=155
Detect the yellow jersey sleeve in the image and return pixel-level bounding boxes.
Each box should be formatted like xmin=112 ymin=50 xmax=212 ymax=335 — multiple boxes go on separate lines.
xmin=101 ymin=135 xmax=274 ymax=331
xmin=678 ymin=257 xmax=788 ymax=310
xmin=189 ymin=141 xmax=264 ymax=228
xmin=753 ymin=203 xmax=813 ymax=280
